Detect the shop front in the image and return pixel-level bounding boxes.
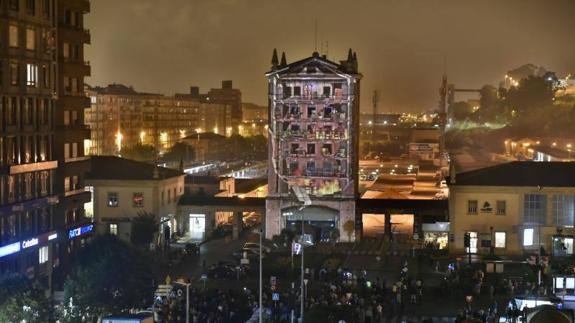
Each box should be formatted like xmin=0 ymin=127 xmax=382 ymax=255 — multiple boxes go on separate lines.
xmin=283 ymin=206 xmax=338 ymax=243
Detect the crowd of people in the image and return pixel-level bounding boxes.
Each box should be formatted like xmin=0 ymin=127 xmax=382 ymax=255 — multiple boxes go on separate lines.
xmin=249 ymin=262 xmax=430 ymax=323
xmin=154 ymin=287 xmax=253 ymax=322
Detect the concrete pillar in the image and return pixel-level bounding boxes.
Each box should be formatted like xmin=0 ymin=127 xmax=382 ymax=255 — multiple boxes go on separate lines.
xmin=384 ymin=212 xmax=392 ymax=242
xmin=233 ymin=211 xmax=243 ymax=240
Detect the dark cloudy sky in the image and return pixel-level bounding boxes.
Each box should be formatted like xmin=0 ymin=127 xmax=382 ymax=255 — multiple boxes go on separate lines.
xmin=85 ymin=0 xmax=575 ymax=113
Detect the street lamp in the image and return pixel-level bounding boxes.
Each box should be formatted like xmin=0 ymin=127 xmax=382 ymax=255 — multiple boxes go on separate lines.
xmin=173 ymin=281 xmax=191 ymax=323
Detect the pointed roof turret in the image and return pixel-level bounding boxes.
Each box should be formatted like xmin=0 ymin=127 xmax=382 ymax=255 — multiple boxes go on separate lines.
xmin=280 ymin=52 xmax=287 ymax=67
xmin=347 ymin=48 xmax=353 ymax=62
xmin=271 ymin=48 xmax=279 ymax=70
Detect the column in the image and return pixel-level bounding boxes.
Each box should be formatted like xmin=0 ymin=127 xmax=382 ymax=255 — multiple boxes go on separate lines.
xmin=233 ymin=211 xmax=243 ymax=240
xmin=384 ymin=212 xmax=392 ymax=242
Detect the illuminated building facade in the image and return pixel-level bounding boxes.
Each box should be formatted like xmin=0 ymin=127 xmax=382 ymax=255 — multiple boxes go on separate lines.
xmin=0 ymin=0 xmax=92 ymax=287
xmin=186 ymin=81 xmax=241 ymax=135
xmin=265 ymin=50 xmax=361 ymax=241
xmin=85 ymin=84 xmax=231 ymax=156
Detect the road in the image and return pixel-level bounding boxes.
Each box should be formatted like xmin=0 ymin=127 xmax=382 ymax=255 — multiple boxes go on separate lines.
xmin=164 ymin=234 xmax=250 ymax=281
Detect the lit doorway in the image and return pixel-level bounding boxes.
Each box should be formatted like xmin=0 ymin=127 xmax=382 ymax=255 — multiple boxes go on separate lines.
xmin=189 ymin=214 xmax=206 ymax=241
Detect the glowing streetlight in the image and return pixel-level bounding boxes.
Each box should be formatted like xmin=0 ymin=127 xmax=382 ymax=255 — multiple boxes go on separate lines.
xmin=115 ymin=131 xmax=123 ymax=152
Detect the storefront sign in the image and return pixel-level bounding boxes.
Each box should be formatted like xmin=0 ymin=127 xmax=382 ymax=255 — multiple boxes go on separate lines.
xmin=0 ymin=242 xmax=21 ymax=258
xmin=21 ymin=238 xmax=39 ymax=249
xmin=68 ymin=224 xmax=94 ymax=239
xmin=48 ymin=233 xmax=58 ymax=241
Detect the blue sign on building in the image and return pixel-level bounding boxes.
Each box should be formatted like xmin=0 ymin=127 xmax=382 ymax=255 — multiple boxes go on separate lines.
xmin=69 ymin=224 xmax=94 ymax=240
xmin=0 ymin=242 xmax=21 ymax=259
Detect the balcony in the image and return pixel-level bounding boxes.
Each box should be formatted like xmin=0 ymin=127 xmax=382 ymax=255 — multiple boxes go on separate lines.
xmin=64 ymin=187 xmax=90 ymax=198
xmin=59 ymin=95 xmax=91 ymax=108
xmin=56 ymin=124 xmax=91 ymax=140
xmin=59 ymin=27 xmax=91 ymax=44
xmin=285 ymin=168 xmax=346 ymax=179
xmin=64 ymin=156 xmax=90 ymax=164
xmin=10 ymin=160 xmax=58 ymax=175
xmin=62 ymin=60 xmax=91 ymax=77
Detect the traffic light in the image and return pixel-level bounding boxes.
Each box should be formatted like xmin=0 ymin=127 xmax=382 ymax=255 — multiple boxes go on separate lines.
xmin=464 ymin=233 xmax=470 ymax=248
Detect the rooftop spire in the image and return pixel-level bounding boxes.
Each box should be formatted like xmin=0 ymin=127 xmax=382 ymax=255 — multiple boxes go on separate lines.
xmin=271 ymin=48 xmax=279 ymax=69
xmin=347 ymin=48 xmax=353 ymax=62
xmin=280 ymin=52 xmax=287 ymax=67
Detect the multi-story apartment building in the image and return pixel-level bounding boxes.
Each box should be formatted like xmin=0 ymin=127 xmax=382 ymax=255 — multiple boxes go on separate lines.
xmin=186 ymin=80 xmax=241 ymax=136
xmin=265 ymin=50 xmax=361 ymax=241
xmin=54 ymin=0 xmax=92 ymax=275
xmin=0 ymin=0 xmax=56 ymax=286
xmin=85 ymin=84 xmax=231 ymax=156
xmin=449 ymin=162 xmax=575 ymax=257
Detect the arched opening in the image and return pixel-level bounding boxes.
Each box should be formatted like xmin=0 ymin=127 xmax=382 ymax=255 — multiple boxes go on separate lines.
xmin=282 ymin=206 xmax=339 ymax=243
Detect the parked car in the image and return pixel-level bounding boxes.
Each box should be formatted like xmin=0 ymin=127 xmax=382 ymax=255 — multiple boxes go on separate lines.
xmin=243 ymin=242 xmax=271 ymax=253
xmin=184 ymin=243 xmax=200 ymax=255
xmin=233 ymin=248 xmax=265 ymax=260
xmin=207 ymin=262 xmax=249 ymax=279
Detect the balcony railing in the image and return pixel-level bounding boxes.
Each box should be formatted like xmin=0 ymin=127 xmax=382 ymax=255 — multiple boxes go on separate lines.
xmin=64 ymin=186 xmax=90 ymax=198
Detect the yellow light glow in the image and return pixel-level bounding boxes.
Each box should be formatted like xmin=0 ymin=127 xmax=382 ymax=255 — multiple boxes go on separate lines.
xmin=195 ymin=128 xmax=202 ymax=134
xmin=552 ymin=142 xmax=557 ymax=147
xmin=160 ymin=132 xmax=168 ymax=144
xmin=115 ymin=131 xmax=123 ymax=151
xmin=140 ymin=131 xmax=146 ymax=143
xmin=252 ymin=123 xmax=256 ymax=128
xmin=213 ymin=127 xmax=218 ymax=134
xmin=179 ymin=129 xmax=186 ymax=138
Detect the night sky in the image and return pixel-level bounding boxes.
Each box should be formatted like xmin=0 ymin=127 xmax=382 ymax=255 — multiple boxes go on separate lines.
xmin=86 ymin=0 xmax=575 ymax=113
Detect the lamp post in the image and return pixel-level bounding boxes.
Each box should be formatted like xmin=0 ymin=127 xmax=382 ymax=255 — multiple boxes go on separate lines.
xmin=300 ymin=209 xmax=305 ymax=323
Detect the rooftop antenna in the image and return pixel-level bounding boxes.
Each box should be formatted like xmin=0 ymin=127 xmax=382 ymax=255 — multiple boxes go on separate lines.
xmin=314 ymin=18 xmax=318 ymax=52
xmin=372 ymin=90 xmax=379 ymax=142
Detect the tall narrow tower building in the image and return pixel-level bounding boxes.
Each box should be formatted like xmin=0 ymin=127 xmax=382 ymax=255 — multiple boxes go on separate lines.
xmin=265 ymin=50 xmax=361 ymax=241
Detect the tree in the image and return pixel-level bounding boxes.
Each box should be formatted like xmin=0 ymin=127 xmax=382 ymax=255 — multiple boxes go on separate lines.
xmin=131 ymin=212 xmax=159 ymax=247
xmin=343 ymin=220 xmax=356 ymax=242
xmin=121 ymin=143 xmax=156 ymax=161
xmin=61 ymin=235 xmax=155 ymax=320
xmin=0 ymin=274 xmax=52 ymax=323
xmin=506 ymin=76 xmax=555 ymax=116
xmin=449 ymin=101 xmax=473 ymax=121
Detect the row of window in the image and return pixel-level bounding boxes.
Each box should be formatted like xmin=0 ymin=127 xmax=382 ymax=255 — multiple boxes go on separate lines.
xmin=467 ymin=200 xmax=507 ymax=215
xmin=1 ymin=61 xmax=52 ymax=88
xmin=5 ymin=25 xmax=37 ymax=50
xmin=107 ymin=187 xmax=184 ymax=208
xmin=0 ymin=171 xmax=51 ymax=205
xmin=0 ymin=207 xmax=51 ymax=244
xmin=467 ymin=194 xmax=575 ymax=227
xmin=107 ymin=192 xmax=144 ymax=208
xmin=0 ymin=135 xmax=52 ymax=166
xmin=0 ymin=96 xmax=52 ymax=127
xmin=5 ymin=0 xmax=51 ymax=17
xmin=281 ymin=83 xmax=345 ymax=99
